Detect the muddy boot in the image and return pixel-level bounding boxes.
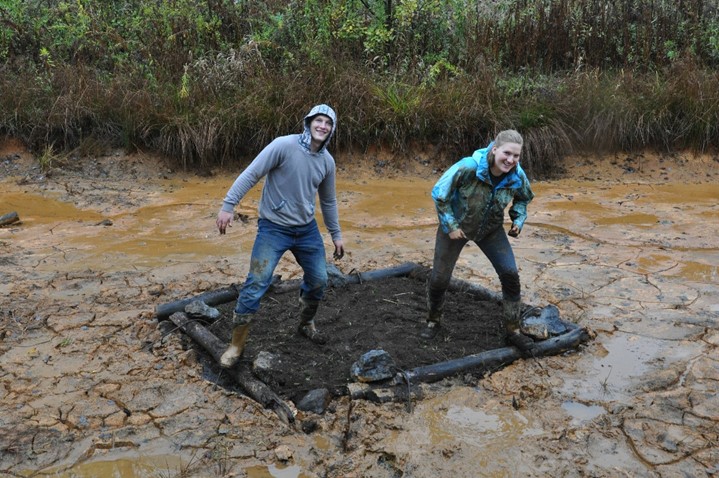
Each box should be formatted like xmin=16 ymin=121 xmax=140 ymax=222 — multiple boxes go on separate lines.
xmin=419 ymin=317 xmax=441 ymax=339
xmin=503 ymin=299 xmax=534 ymax=354
xmin=297 ymin=297 xmax=327 ymax=345
xmin=220 ymin=313 xmax=251 ymax=368
xmin=420 ymin=292 xmax=445 ymax=340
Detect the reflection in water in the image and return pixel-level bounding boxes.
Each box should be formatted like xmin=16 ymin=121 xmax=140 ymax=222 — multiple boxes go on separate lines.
xmin=245 ymin=463 xmax=304 ymax=478
xmin=562 ymin=401 xmax=606 ymax=424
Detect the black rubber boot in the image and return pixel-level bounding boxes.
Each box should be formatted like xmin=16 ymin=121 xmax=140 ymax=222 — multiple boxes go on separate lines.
xmin=420 ymin=320 xmax=441 ymax=339
xmin=420 ymin=302 xmax=443 ymax=340
xmin=503 ymin=299 xmax=534 ymax=354
xmin=297 ymin=297 xmax=327 ymax=345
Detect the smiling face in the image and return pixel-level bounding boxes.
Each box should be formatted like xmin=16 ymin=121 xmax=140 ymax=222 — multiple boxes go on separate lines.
xmin=309 ymin=114 xmax=333 ymax=151
xmin=490 ymin=141 xmax=522 ymax=176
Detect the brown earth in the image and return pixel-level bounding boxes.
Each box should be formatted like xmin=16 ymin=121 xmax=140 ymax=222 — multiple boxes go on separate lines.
xmin=1 ymin=137 xmax=718 ymax=477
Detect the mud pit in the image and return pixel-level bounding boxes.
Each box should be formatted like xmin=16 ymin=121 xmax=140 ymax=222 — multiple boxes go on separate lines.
xmin=2 ymin=139 xmax=718 ymax=477
xmin=183 ymin=270 xmax=507 ymax=404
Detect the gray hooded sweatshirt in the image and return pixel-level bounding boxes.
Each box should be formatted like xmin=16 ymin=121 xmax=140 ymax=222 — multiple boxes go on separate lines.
xmin=221 ymin=104 xmax=342 ymax=241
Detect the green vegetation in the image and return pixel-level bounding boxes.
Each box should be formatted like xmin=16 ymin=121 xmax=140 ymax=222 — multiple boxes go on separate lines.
xmin=1 ymin=0 xmax=717 ymax=176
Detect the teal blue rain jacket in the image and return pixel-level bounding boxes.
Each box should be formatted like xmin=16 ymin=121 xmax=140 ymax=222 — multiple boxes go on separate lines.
xmin=431 ymin=143 xmax=534 ymax=241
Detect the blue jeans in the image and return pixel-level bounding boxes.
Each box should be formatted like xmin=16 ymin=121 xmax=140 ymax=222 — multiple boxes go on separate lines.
xmin=234 ymin=219 xmax=328 ymax=317
xmin=428 ymin=225 xmax=520 ymax=310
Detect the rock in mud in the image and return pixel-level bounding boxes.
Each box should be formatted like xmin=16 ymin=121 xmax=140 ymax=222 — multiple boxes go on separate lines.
xmin=296 ymin=388 xmax=331 ymax=414
xmin=252 ymin=350 xmax=282 ymax=387
xmin=350 ymin=349 xmax=396 ymax=383
xmin=520 ymin=304 xmax=569 ymax=340
xmin=184 ymin=300 xmax=220 ymax=320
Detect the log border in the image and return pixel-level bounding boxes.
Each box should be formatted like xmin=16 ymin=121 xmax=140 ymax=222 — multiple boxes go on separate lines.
xmin=157 ymin=262 xmax=591 ymax=411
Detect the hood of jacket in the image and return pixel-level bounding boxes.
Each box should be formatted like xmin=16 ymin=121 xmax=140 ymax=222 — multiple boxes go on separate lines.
xmin=298 ymin=104 xmax=337 ymax=153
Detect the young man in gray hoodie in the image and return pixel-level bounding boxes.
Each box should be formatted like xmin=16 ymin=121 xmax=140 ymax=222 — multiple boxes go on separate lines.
xmin=216 ymin=104 xmax=345 ymax=367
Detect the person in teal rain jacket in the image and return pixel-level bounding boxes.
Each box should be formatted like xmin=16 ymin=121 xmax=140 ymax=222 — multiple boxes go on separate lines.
xmin=422 ymin=129 xmax=535 ymax=352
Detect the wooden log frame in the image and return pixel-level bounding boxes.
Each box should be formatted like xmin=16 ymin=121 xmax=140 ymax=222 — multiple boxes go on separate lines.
xmin=155 ymin=263 xmax=431 ymax=417
xmin=158 ymin=263 xmax=591 ymax=410
xmin=168 ymin=311 xmax=296 ymax=425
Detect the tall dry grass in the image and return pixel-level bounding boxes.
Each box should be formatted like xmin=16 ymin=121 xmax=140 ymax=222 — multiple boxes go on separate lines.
xmin=1 ymin=0 xmax=718 ymax=177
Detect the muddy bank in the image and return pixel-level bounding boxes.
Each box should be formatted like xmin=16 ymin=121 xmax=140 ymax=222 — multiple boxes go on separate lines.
xmin=1 ymin=140 xmax=718 ymax=477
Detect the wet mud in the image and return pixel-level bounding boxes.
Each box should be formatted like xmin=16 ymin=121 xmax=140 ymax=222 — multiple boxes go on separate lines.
xmin=1 ymin=140 xmax=718 ymax=477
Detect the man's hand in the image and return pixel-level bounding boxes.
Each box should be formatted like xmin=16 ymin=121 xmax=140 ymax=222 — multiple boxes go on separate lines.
xmin=216 ymin=210 xmax=233 ymax=235
xmin=333 ymin=239 xmax=345 ymax=260
xmin=448 ymin=229 xmax=467 ymax=240
xmin=508 ymin=224 xmax=520 ymax=237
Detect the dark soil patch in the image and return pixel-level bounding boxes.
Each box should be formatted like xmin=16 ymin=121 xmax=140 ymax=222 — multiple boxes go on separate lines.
xmin=190 ymin=269 xmax=507 ymax=405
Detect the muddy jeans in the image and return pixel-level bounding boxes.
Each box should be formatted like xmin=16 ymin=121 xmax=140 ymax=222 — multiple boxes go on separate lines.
xmin=428 ymin=225 xmax=521 ymax=313
xmin=234 ymin=218 xmax=328 ymax=318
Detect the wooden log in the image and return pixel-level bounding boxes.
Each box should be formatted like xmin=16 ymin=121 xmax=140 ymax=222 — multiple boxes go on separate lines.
xmin=346 ymin=325 xmax=590 ymax=403
xmin=446 ymin=276 xmax=501 ymax=302
xmin=342 ymin=262 xmax=424 ymax=284
xmin=347 ymin=381 xmax=425 ymax=404
xmin=270 ymin=262 xmax=424 ymax=294
xmin=399 ymin=325 xmax=590 ymax=384
xmin=0 ymin=211 xmax=20 ymax=227
xmin=156 ymin=262 xmax=425 ymax=318
xmin=168 ymin=312 xmax=295 ymax=424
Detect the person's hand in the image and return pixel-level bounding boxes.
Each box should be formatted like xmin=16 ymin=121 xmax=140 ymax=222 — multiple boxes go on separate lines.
xmin=216 ymin=210 xmax=233 ymax=235
xmin=508 ymin=224 xmax=520 ymax=237
xmin=448 ymin=229 xmax=466 ymax=240
xmin=333 ymin=239 xmax=345 ymax=260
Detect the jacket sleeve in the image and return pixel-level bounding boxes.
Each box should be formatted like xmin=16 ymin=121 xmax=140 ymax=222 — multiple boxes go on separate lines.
xmin=508 ymin=170 xmax=534 ymax=229
xmin=317 ymin=160 xmax=342 ymax=242
xmin=220 ymin=140 xmax=283 ymax=212
xmin=431 ymin=158 xmax=474 ymax=233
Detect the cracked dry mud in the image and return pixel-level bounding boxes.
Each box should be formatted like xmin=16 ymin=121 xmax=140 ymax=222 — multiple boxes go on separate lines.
xmin=1 ymin=138 xmax=718 ymax=477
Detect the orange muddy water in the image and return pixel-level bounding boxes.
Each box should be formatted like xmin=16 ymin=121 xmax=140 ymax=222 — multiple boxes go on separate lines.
xmin=1 ymin=143 xmax=718 ymax=477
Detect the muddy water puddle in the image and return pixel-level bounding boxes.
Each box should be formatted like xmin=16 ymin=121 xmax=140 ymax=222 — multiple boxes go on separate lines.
xmin=561 ymin=401 xmax=606 ymax=424
xmin=4 ymin=178 xmax=714 ymax=273
xmin=42 ymin=454 xmax=184 ymax=478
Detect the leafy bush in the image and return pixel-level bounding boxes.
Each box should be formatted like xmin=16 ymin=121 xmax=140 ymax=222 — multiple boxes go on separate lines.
xmin=1 ymin=0 xmax=718 ymax=176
